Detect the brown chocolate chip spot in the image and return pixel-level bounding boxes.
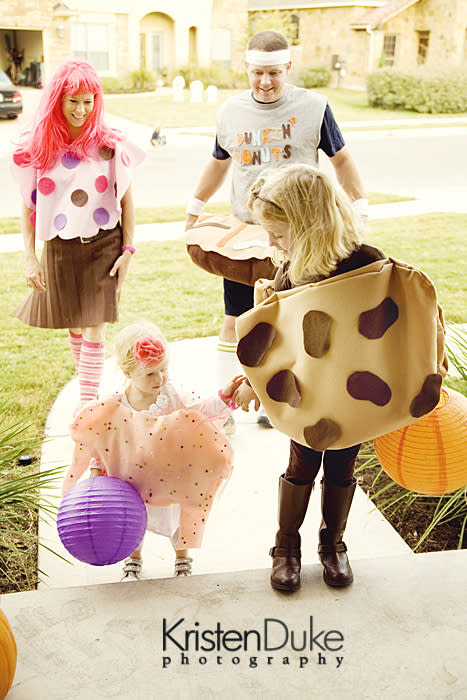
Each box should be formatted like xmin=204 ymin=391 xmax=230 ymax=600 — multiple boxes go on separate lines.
xmin=266 ymin=370 xmax=301 ymax=407
xmin=410 ymin=373 xmax=442 ymax=418
xmin=302 ymin=310 xmax=332 ymax=358
xmin=304 ymin=419 xmax=342 ymax=451
xmin=237 ymin=322 xmax=276 ymax=367
xmin=358 ymin=297 xmax=399 ymax=339
xmin=99 ymin=146 xmax=115 ymax=160
xmin=70 ymin=189 xmax=89 ymax=207
xmin=347 ymin=371 xmax=392 ymax=406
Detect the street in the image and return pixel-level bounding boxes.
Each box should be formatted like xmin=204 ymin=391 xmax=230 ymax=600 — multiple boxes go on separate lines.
xmin=0 ymin=87 xmax=466 ymax=217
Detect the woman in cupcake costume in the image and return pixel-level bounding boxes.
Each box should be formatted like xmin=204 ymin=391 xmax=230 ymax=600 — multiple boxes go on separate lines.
xmin=10 ymin=59 xmax=145 ymax=409
xmin=63 ymin=321 xmax=243 ymax=579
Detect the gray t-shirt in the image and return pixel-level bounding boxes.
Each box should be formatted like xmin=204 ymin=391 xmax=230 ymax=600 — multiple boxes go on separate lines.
xmin=216 ymin=84 xmax=327 ymax=222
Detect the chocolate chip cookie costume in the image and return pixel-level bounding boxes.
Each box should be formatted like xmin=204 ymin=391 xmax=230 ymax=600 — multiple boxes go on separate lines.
xmin=237 ymin=245 xmax=447 ymax=451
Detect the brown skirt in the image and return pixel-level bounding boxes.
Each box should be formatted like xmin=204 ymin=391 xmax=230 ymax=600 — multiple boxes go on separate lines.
xmin=15 ymin=225 xmax=122 ymax=329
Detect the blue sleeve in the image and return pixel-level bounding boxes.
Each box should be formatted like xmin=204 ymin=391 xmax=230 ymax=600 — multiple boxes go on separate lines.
xmin=212 ymin=136 xmax=231 ymax=160
xmin=318 ymin=104 xmax=345 ymax=157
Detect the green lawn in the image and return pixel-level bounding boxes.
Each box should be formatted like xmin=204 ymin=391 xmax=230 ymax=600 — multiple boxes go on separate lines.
xmin=104 ymin=87 xmax=465 ymax=129
xmin=2 ymin=212 xmax=466 ymax=442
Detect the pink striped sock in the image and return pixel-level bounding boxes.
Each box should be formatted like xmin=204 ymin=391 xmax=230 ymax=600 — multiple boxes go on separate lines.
xmin=68 ymin=331 xmax=83 ymax=370
xmin=79 ymin=339 xmax=105 ymax=402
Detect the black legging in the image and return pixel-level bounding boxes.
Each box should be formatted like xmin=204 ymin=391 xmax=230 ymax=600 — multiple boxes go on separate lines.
xmin=285 ymin=439 xmax=360 ymax=487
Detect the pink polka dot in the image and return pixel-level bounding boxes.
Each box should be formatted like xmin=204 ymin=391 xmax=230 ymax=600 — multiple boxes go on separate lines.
xmin=13 ymin=151 xmax=31 ymax=166
xmin=121 ymin=151 xmax=130 ymax=167
xmin=38 ymin=177 xmax=55 ymax=195
xmin=29 ymin=211 xmax=36 ymax=227
xmin=54 ymin=213 xmax=67 ymax=231
xmin=95 ymin=175 xmax=108 ymax=193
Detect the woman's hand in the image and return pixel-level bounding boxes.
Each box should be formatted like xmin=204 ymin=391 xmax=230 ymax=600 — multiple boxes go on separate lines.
xmin=109 ymin=249 xmax=133 ymax=295
xmin=232 ymin=381 xmax=260 ymax=412
xmin=25 ymin=255 xmax=46 ymax=292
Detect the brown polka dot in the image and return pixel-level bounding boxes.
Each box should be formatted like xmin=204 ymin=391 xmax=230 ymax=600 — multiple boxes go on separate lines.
xmin=410 ymin=373 xmax=442 ymax=418
xmin=237 ymin=322 xmax=276 ymax=367
xmin=358 ymin=297 xmax=399 ymax=339
xmin=302 ymin=310 xmax=332 ymax=358
xmin=266 ymin=370 xmax=301 ymax=407
xmin=70 ymin=189 xmax=88 ymax=207
xmin=304 ymin=419 xmax=342 ymax=450
xmin=99 ymin=146 xmax=115 ymax=160
xmin=347 ymin=371 xmax=392 ymax=406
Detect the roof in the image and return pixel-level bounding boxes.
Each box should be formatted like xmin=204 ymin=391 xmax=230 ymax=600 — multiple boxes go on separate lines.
xmin=248 ymin=1 xmax=383 ymax=10
xmin=350 ymin=0 xmax=422 ymax=29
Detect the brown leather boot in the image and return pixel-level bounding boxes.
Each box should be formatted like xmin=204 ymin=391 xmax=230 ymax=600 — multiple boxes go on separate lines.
xmin=270 ymin=475 xmax=313 ymax=592
xmin=318 ymin=478 xmax=356 ymax=587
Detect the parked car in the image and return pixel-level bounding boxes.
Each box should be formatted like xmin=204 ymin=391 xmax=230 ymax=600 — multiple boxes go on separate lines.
xmin=0 ymin=69 xmax=22 ymax=119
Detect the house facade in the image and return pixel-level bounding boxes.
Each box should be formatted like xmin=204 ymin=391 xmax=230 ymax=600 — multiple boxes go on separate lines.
xmin=248 ymin=0 xmax=467 ymax=87
xmin=1 ymin=0 xmax=248 ymax=85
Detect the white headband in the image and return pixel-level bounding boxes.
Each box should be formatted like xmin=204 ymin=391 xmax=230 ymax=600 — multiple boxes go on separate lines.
xmin=245 ymin=49 xmax=291 ymax=66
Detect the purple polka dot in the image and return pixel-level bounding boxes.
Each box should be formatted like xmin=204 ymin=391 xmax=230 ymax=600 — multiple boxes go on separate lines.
xmin=61 ymin=153 xmax=81 ymax=169
xmin=93 ymin=208 xmax=110 ymax=226
xmin=95 ymin=175 xmax=108 ymax=193
xmin=31 ymin=189 xmax=37 ymax=206
xmin=54 ymin=213 xmax=67 ymax=231
xmin=38 ymin=177 xmax=55 ymax=195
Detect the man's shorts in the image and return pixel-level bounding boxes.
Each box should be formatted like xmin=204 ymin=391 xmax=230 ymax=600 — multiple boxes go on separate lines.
xmin=223 ymin=278 xmax=254 ymax=317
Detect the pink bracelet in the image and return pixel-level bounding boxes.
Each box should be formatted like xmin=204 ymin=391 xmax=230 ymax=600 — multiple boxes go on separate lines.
xmin=122 ymin=245 xmax=136 ymax=254
xmin=218 ymin=389 xmax=237 ymax=410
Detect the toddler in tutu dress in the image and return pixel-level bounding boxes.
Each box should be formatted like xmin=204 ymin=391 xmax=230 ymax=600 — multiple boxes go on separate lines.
xmin=62 ymin=320 xmax=243 ymax=579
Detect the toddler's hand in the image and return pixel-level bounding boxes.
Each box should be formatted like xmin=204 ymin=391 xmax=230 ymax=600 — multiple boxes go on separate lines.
xmin=232 ymin=382 xmax=260 ymax=412
xmin=221 ymin=375 xmax=245 ymax=401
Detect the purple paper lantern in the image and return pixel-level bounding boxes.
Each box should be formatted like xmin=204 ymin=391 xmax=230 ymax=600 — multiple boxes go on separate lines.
xmin=57 ymin=476 xmax=148 ymax=566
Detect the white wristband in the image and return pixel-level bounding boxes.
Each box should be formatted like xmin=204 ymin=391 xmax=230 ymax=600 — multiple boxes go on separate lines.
xmin=187 ymin=197 xmax=206 ymax=216
xmin=352 ymin=198 xmax=369 ymax=218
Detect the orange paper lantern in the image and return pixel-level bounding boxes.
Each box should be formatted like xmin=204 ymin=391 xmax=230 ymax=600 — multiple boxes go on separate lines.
xmin=374 ymin=387 xmax=467 ymax=495
xmin=0 ymin=608 xmax=17 ymax=700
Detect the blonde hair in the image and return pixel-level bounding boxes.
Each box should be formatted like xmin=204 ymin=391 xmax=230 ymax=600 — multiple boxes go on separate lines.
xmin=248 ymin=164 xmax=363 ymax=284
xmin=113 ymin=321 xmax=169 ymax=376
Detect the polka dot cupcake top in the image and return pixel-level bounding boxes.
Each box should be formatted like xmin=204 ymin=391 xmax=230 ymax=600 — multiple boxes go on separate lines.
xmin=10 ymin=135 xmax=145 ymax=241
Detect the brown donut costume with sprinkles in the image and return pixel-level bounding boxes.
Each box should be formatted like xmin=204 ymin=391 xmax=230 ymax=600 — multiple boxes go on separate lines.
xmin=185 ymin=214 xmax=276 ymax=286
xmin=236 ymin=257 xmax=448 ymax=451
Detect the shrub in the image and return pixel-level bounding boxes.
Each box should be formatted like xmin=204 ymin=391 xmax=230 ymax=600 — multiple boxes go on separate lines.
xmin=172 ymin=65 xmax=249 ymax=89
xmin=101 ymin=76 xmax=123 ymax=94
xmin=367 ymin=67 xmax=467 ymax=113
xmin=127 ymin=68 xmax=156 ymax=92
xmin=300 ymin=66 xmax=331 ymax=89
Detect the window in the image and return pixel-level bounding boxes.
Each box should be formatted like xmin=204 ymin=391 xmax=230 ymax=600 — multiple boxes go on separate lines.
xmin=289 ymin=14 xmax=299 ymax=46
xmin=72 ymin=23 xmax=109 ymax=71
xmin=383 ymin=34 xmax=397 ymax=67
xmin=212 ymin=28 xmax=231 ymax=70
xmin=417 ymin=30 xmax=430 ymax=65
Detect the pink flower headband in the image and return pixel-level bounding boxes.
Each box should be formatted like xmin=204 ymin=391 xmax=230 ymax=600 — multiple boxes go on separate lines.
xmin=133 ymin=336 xmax=166 ymax=368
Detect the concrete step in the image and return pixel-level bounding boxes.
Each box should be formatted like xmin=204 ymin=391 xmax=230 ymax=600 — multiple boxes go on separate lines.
xmin=3 ymin=549 xmax=466 ymax=699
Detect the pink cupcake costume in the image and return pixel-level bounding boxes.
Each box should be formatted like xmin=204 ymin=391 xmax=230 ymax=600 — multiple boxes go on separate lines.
xmin=63 ymin=337 xmax=235 ymax=550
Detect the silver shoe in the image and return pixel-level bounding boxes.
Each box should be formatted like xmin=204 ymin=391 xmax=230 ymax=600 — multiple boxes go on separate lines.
xmin=222 ymin=414 xmax=236 ymax=436
xmin=121 ymin=556 xmax=143 ymax=582
xmin=174 ymin=557 xmax=193 ymax=576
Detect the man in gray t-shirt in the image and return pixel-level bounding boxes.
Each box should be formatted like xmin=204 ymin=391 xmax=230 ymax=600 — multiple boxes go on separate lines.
xmin=186 ymin=30 xmax=368 ymax=427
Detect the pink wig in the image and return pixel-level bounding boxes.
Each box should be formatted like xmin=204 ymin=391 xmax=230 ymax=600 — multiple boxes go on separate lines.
xmin=16 ymin=59 xmax=120 ymax=171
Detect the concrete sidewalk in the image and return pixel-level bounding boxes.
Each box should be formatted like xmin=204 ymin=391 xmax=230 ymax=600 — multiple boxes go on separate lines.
xmin=37 ymin=335 xmax=411 ymax=590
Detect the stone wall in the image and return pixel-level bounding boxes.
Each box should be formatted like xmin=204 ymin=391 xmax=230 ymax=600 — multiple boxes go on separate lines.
xmin=211 ymin=0 xmax=248 ymax=72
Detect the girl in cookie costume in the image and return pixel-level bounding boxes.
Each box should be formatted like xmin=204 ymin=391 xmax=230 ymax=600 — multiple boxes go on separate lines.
xmin=10 ymin=59 xmax=145 ymax=408
xmin=63 ymin=321 xmax=243 ymax=579
xmin=234 ymin=164 xmax=387 ymax=592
